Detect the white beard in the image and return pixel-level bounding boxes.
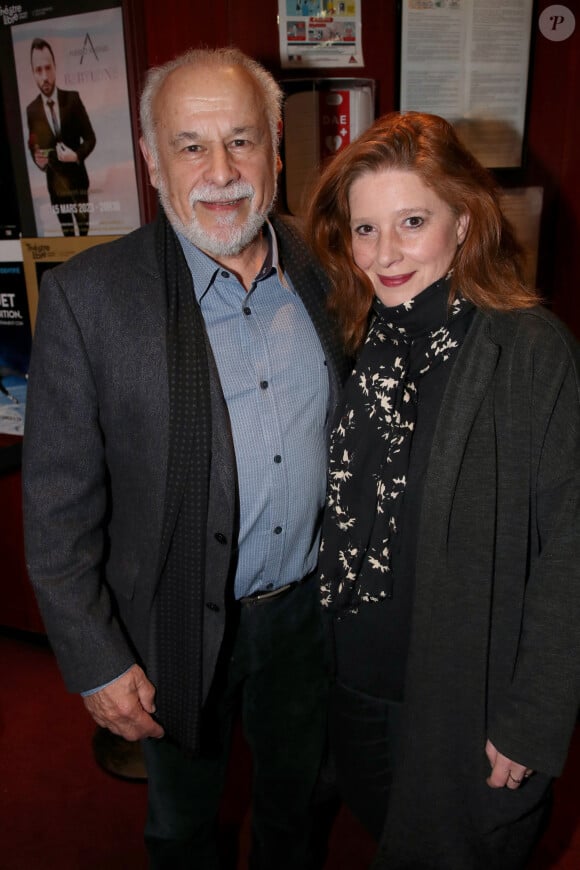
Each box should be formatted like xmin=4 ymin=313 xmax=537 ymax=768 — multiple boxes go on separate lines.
xmin=158 ymin=178 xmax=276 ymax=258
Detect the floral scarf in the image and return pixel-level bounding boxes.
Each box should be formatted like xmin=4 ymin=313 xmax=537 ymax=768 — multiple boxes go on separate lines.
xmin=319 ymin=276 xmax=473 ymax=614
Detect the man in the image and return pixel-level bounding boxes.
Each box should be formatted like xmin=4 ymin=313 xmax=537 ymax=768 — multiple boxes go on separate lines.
xmin=26 ymin=37 xmax=96 ymax=236
xmin=23 ymin=47 xmax=347 ymax=868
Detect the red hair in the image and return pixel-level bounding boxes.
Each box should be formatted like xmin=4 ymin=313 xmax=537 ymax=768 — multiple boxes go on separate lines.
xmin=305 ymin=111 xmax=540 ymax=353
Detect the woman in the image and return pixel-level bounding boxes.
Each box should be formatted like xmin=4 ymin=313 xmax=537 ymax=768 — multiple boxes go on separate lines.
xmin=306 ymin=112 xmax=580 ymax=868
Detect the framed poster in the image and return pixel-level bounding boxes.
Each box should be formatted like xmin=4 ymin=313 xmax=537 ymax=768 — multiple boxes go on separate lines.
xmin=0 ymin=0 xmax=142 ymax=237
xmin=399 ymin=0 xmax=534 ymax=168
xmin=0 ymin=240 xmax=30 ymax=435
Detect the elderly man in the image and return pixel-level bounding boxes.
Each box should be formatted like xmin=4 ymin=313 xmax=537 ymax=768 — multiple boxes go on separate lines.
xmin=23 ymin=47 xmax=346 ymax=868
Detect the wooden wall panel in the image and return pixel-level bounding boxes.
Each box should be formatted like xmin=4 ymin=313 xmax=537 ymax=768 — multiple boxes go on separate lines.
xmin=525 ymin=2 xmax=580 ymax=334
xmin=552 ymin=38 xmax=580 ymax=336
xmin=143 ymin=0 xmax=231 ymax=66
xmin=226 ymin=0 xmax=284 ymax=70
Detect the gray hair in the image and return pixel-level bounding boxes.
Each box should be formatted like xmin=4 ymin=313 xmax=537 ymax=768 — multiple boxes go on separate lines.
xmin=139 ymin=46 xmax=283 ymax=164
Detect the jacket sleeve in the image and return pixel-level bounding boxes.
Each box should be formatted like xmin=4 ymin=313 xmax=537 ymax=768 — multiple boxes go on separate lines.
xmin=26 ymin=104 xmax=35 ymax=160
xmin=22 ymin=268 xmax=136 ymax=693
xmin=69 ymin=91 xmax=96 ymax=163
xmin=489 ymin=324 xmax=580 ymax=776
xmin=26 ymin=102 xmax=47 ymax=171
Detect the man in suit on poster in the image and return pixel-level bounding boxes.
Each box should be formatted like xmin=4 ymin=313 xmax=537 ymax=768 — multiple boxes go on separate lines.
xmin=23 ymin=46 xmax=347 ymax=868
xmin=26 ymin=37 xmax=96 ymax=236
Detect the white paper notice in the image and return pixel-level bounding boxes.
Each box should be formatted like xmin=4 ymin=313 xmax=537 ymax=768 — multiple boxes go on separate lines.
xmin=400 ymin=0 xmax=533 ymax=167
xmin=278 ymin=1 xmax=364 ymax=68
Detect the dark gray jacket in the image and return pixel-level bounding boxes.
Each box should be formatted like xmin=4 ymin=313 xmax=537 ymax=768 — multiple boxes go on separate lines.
xmin=22 ymin=214 xmax=346 ymax=704
xmin=374 ymin=306 xmax=580 ymax=869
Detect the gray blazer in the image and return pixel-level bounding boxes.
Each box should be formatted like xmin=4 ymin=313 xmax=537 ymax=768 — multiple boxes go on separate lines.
xmin=22 ymin=214 xmax=347 ymax=701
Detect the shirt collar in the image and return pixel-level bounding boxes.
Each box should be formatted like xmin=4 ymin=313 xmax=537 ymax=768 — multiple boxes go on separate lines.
xmin=176 ymin=218 xmax=290 ymax=304
xmin=264 ymin=220 xmax=291 ymax=289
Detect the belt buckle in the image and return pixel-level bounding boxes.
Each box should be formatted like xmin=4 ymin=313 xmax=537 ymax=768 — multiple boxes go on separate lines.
xmin=239 ymin=582 xmax=296 ymax=606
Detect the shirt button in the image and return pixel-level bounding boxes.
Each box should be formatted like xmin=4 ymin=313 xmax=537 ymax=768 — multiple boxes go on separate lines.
xmin=260 ymin=380 xmax=268 ymax=390
xmin=274 ymin=526 xmax=282 ymax=535
xmin=265 ymin=582 xmax=274 ymax=590
xmin=243 ymin=306 xmax=251 ymax=315
xmin=274 ymin=455 xmax=282 ymax=463
xmin=221 ymin=270 xmax=229 ymax=278
xmin=214 ymin=532 xmax=227 ymax=544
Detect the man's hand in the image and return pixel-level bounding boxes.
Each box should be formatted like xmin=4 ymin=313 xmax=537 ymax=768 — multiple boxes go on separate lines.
xmin=83 ymin=664 xmax=165 ymax=742
xmin=32 ymin=147 xmax=49 ymax=170
xmin=485 ymin=738 xmax=534 ymax=789
xmin=56 ymin=141 xmax=78 ymax=163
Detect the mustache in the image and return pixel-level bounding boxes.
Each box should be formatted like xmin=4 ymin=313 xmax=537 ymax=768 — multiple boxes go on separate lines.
xmin=189 ymin=182 xmax=255 ymax=206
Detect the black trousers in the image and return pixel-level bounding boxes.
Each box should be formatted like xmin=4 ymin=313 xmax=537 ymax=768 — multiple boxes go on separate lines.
xmin=142 ymin=579 xmax=328 ymax=869
xmin=328 ymin=680 xmax=402 ymax=842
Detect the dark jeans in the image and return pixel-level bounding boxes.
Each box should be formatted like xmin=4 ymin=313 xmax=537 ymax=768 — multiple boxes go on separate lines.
xmin=142 ymin=579 xmax=328 ymax=869
xmin=328 ymin=680 xmax=401 ymax=841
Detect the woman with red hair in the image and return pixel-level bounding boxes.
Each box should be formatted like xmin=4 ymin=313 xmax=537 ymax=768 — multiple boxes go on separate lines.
xmin=306 ymin=112 xmax=580 ymax=868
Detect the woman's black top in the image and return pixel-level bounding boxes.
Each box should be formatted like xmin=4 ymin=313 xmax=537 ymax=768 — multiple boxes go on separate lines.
xmin=322 ymin=277 xmax=475 ymax=700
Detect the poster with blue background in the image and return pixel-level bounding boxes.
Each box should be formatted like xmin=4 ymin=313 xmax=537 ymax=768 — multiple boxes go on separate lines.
xmin=0 ymin=241 xmax=31 ymax=435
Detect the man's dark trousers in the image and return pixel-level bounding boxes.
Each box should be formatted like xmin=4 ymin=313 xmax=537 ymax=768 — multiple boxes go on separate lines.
xmin=142 ymin=578 xmax=328 ymax=869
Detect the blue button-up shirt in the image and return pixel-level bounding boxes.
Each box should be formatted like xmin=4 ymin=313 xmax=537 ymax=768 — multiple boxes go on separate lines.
xmin=178 ymin=222 xmax=330 ymax=598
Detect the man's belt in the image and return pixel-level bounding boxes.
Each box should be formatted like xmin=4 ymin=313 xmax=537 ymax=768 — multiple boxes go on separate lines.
xmin=238 ymin=580 xmax=299 ymax=606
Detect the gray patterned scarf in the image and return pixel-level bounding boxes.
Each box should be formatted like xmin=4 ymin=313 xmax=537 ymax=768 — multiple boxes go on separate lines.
xmin=153 ymin=207 xmax=212 ymax=754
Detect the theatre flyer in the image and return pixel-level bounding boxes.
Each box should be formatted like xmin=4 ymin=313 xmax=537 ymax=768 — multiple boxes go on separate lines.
xmin=1 ymin=1 xmax=141 ymax=236
xmin=278 ymin=0 xmax=363 ymax=68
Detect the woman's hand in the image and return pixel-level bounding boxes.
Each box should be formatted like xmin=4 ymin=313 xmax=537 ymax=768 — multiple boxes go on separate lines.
xmin=485 ymin=739 xmax=535 ymax=789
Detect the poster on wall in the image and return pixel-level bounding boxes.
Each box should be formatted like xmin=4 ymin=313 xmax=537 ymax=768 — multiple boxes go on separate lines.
xmin=399 ymin=0 xmax=533 ymax=168
xmin=0 ymin=241 xmax=31 ymax=436
xmin=0 ymin=0 xmax=141 ymax=237
xmin=278 ymin=1 xmax=364 ymax=68
xmin=21 ymin=234 xmax=119 ymax=333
